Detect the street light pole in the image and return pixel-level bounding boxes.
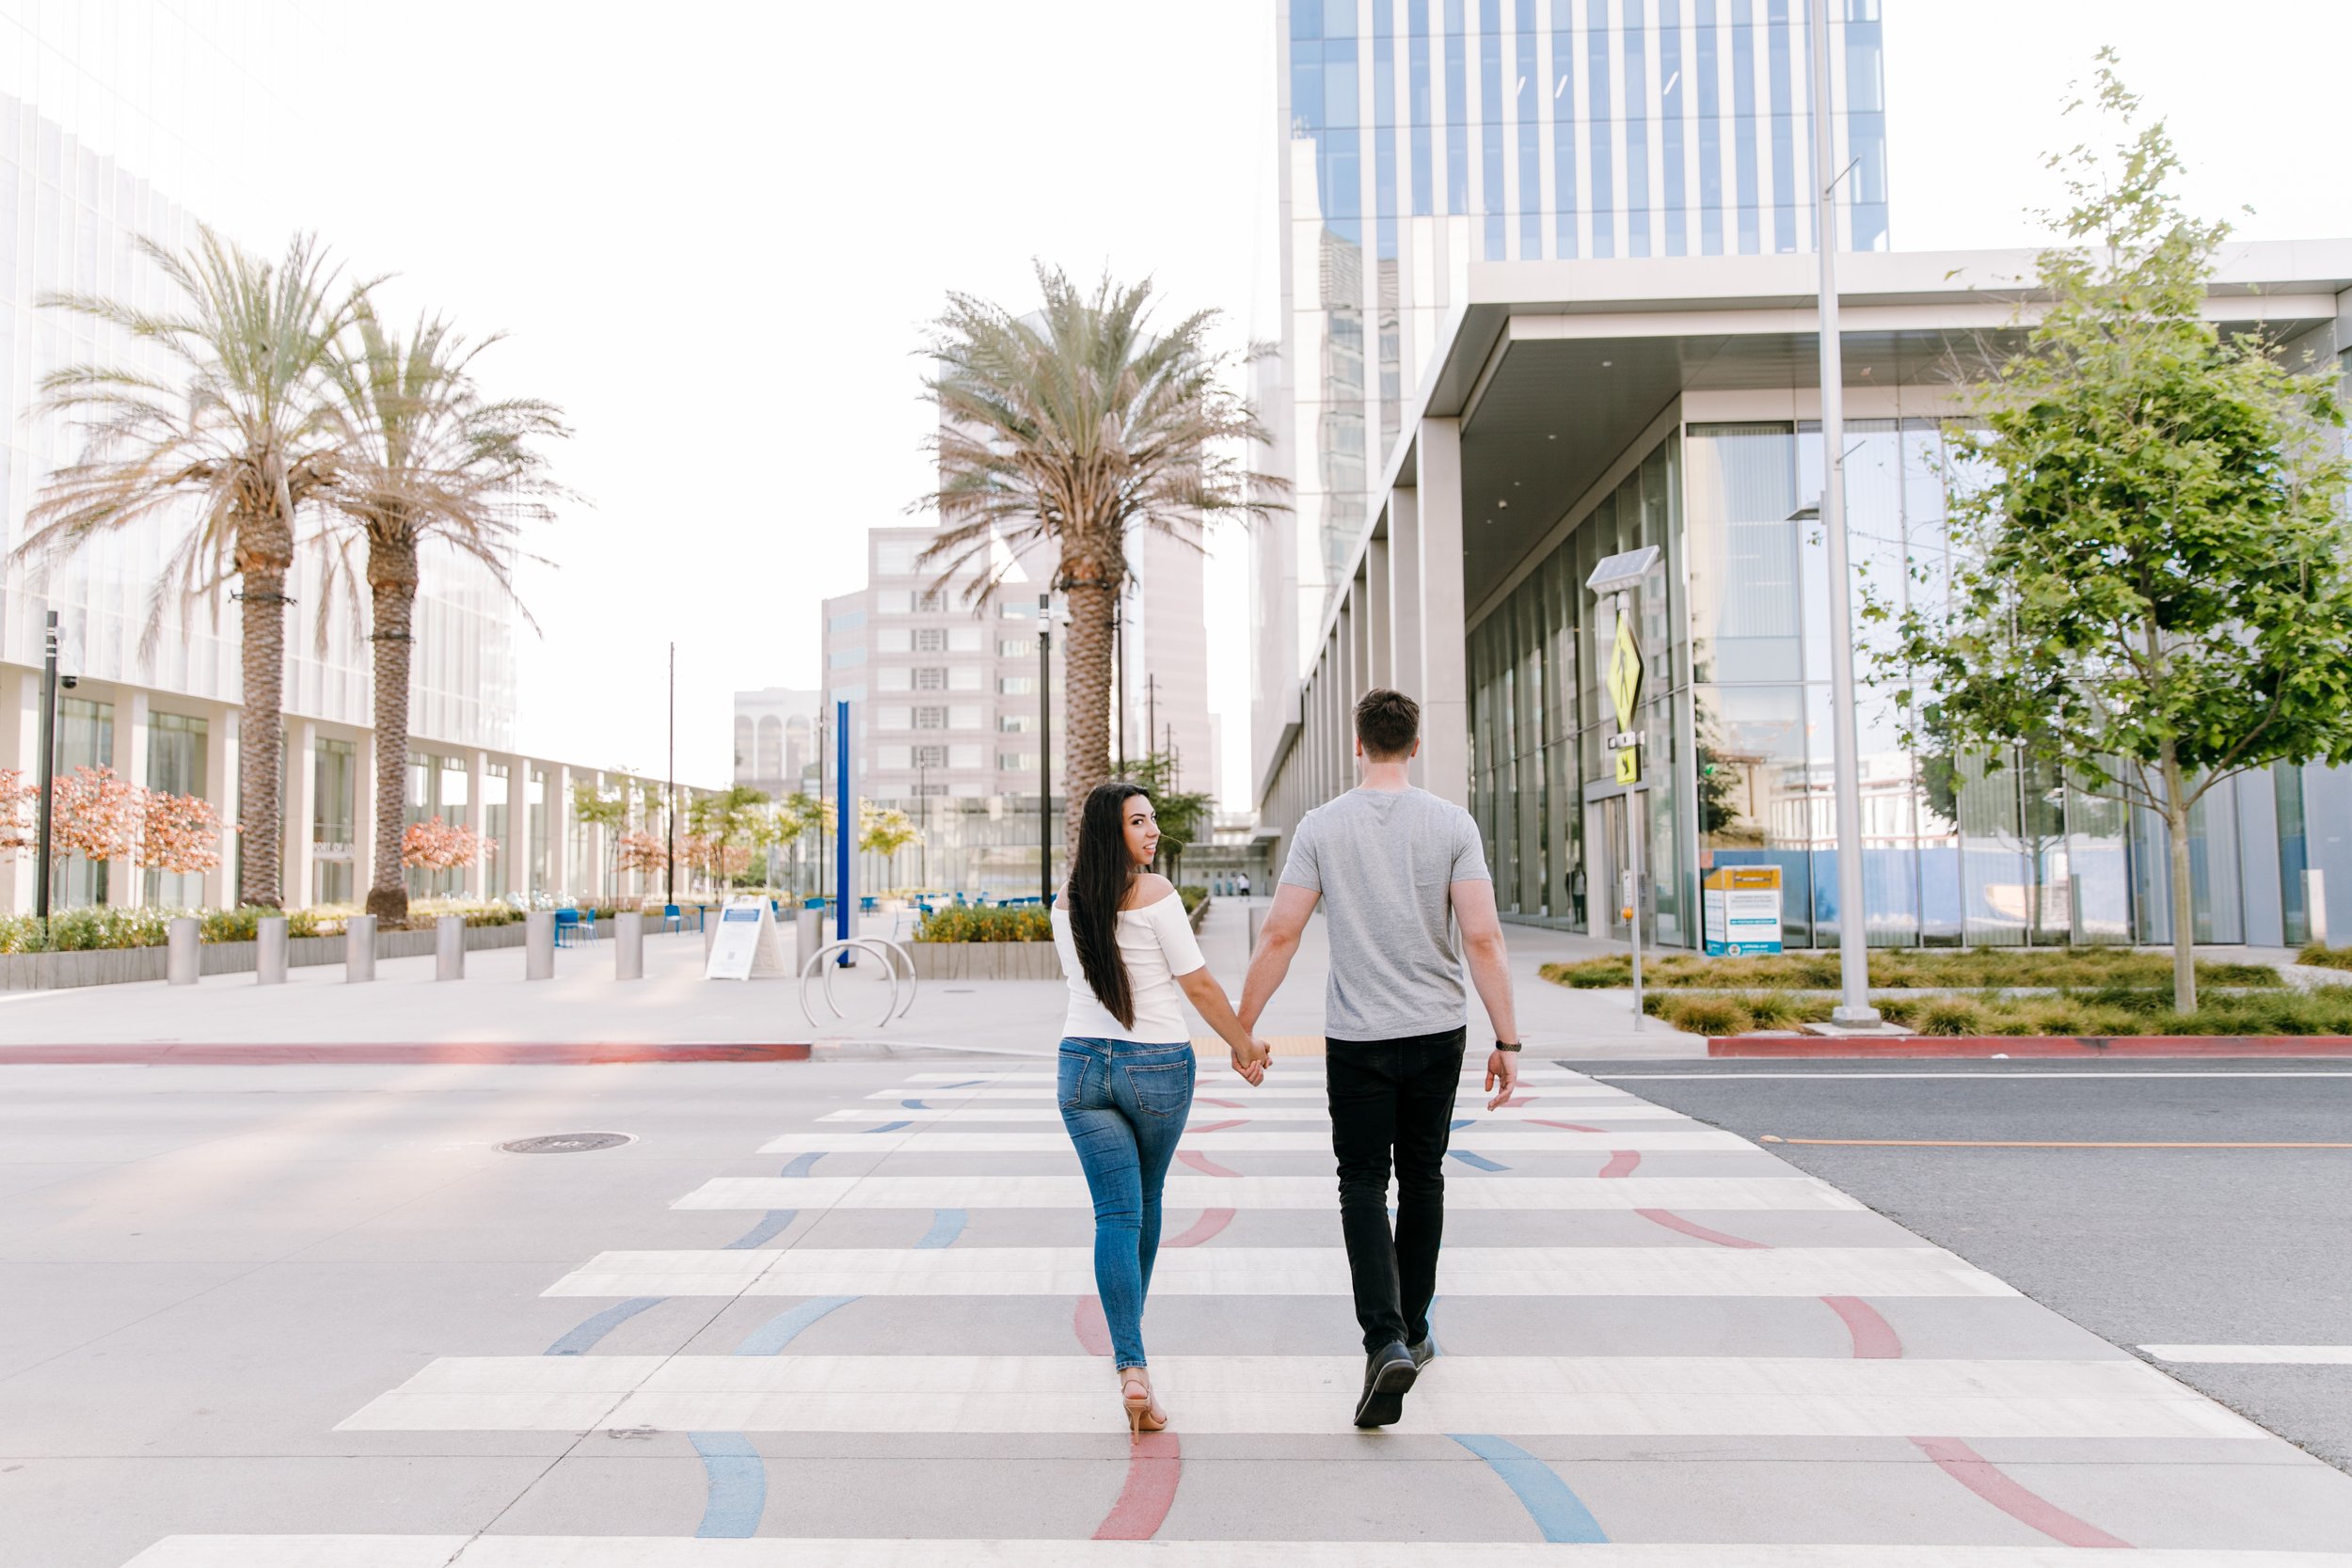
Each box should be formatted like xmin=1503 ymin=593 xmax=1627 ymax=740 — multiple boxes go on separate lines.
xmin=1038 ymin=593 xmax=1052 ymax=909
xmin=1809 ymin=0 xmax=1879 ymax=1025
xmin=34 ymin=610 xmax=59 ymax=921
xmin=665 ymin=641 xmax=676 ymax=906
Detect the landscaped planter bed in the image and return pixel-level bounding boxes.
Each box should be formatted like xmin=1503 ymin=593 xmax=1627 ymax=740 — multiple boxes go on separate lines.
xmin=0 ymin=920 xmax=545 ymax=991
xmin=908 ymin=942 xmax=1061 ymax=981
xmin=1708 ymin=1035 xmax=2352 ymax=1058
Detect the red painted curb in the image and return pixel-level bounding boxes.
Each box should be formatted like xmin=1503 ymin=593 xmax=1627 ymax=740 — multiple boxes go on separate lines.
xmin=0 ymin=1041 xmax=814 ymax=1066
xmin=1708 ymin=1035 xmax=2352 ymax=1058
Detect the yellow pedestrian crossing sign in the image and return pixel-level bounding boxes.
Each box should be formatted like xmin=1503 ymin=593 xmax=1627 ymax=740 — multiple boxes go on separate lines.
xmin=1608 ymin=610 xmax=1644 ymax=783
xmin=1608 ymin=613 xmax=1642 ymax=731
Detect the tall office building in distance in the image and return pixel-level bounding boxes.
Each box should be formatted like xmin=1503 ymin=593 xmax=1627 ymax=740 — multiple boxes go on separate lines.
xmin=1258 ymin=0 xmax=1888 ymax=773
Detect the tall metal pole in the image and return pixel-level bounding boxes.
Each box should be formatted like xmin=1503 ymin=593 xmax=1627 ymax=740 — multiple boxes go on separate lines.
xmin=1809 ymin=0 xmax=1880 ymax=1025
xmin=1038 ymin=594 xmax=1053 ymax=908
xmin=834 ymin=698 xmax=850 ymax=951
xmin=917 ymin=759 xmax=928 ymax=889
xmin=665 ymin=641 xmax=677 ymax=905
xmin=34 ymin=610 xmax=59 ymax=921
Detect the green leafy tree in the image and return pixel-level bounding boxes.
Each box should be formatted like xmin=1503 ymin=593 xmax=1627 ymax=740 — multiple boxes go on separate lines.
xmin=1115 ymin=752 xmax=1214 ymax=879
xmin=856 ymin=800 xmax=921 ymax=861
xmin=15 ymin=228 xmax=371 ymax=908
xmin=688 ymin=785 xmax=771 ymax=890
xmin=572 ymin=780 xmax=632 ymax=895
xmin=320 ymin=306 xmax=566 ymax=927
xmin=1887 ymin=59 xmax=2352 ymax=1009
xmin=914 ymin=265 xmax=1282 ymax=851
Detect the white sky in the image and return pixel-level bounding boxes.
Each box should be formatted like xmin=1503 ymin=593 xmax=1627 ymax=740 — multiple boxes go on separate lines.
xmin=262 ymin=0 xmax=2352 ymax=799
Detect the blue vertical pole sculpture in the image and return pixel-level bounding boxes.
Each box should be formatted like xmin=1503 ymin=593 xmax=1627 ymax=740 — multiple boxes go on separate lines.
xmin=834 ymin=699 xmax=850 ymax=955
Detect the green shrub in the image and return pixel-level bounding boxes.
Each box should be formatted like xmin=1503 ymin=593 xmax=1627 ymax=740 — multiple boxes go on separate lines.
xmin=914 ymin=906 xmax=1051 ymax=942
xmin=1915 ymin=997 xmax=1987 ymax=1036
xmin=1177 ymin=885 xmax=1208 ymax=915
xmin=2298 ymin=942 xmax=2352 ymax=972
xmin=1658 ymin=993 xmax=1754 ymax=1037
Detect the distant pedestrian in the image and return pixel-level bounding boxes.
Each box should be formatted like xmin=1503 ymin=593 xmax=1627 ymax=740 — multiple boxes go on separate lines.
xmin=1237 ymin=872 xmax=1251 ymax=898
xmin=1239 ymin=688 xmax=1521 ymax=1428
xmin=1052 ymin=782 xmax=1272 ymax=1439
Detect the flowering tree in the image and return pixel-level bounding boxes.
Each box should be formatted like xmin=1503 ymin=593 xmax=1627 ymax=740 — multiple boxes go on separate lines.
xmin=680 ymin=832 xmax=754 ymax=888
xmin=401 ymin=816 xmax=486 ymax=872
xmin=0 ymin=768 xmax=34 ymax=857
xmin=615 ymin=829 xmax=671 ymax=878
xmin=139 ymin=791 xmax=226 ymax=876
xmin=51 ymin=766 xmax=142 ymax=864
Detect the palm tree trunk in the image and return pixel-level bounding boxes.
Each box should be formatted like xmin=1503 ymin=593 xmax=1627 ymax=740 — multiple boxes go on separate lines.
xmin=238 ymin=563 xmax=290 ymax=909
xmin=1061 ymin=577 xmax=1117 ymax=853
xmin=366 ymin=568 xmax=418 ymax=927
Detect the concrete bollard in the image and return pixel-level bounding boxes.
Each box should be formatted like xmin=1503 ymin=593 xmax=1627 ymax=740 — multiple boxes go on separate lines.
xmin=436 ymin=914 xmax=465 ymax=980
xmin=525 ymin=911 xmax=556 ymax=980
xmin=796 ymin=906 xmax=822 ymax=972
xmin=256 ymin=916 xmax=289 ymax=985
xmin=2309 ymin=868 xmax=2330 ymax=948
xmin=616 ymin=911 xmax=644 ymax=980
xmin=167 ymin=917 xmax=200 ymax=986
xmin=704 ymin=917 xmax=718 ymax=962
xmin=345 ymin=914 xmax=377 ymax=982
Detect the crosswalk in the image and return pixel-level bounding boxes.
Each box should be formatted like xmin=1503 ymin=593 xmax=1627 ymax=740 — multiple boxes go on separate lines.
xmin=122 ymin=1058 xmax=2352 ymax=1563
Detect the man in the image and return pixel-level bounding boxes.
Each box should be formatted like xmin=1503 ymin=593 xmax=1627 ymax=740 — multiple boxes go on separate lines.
xmin=1239 ymin=688 xmax=1522 ymax=1428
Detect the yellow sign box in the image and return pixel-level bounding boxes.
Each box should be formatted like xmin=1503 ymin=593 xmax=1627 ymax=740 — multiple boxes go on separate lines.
xmin=1608 ymin=614 xmax=1643 ymax=732
xmin=1614 ymin=745 xmax=1639 ymax=784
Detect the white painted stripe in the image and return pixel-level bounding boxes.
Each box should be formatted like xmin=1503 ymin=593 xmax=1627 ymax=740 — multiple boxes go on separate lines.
xmin=821 ymin=1105 xmax=1698 ymax=1124
xmin=544 ymin=1244 xmax=2014 ymax=1300
xmin=672 ymin=1175 xmax=1860 ymax=1212
xmin=904 ymin=1069 xmax=1602 ymax=1084
xmin=337 ymin=1354 xmax=2262 ymax=1440
xmin=759 ymin=1129 xmax=1756 ymax=1154
xmin=2141 ymin=1344 xmax=2352 ymax=1364
xmin=121 ymin=1536 xmax=2352 ymax=1566
xmin=873 ymin=1085 xmax=1639 ymax=1101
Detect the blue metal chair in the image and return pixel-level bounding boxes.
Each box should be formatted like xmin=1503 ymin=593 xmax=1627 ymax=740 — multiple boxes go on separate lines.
xmin=554 ymin=908 xmax=582 ymax=948
xmin=660 ymin=903 xmax=683 ymax=934
xmin=579 ymin=909 xmax=597 ymax=942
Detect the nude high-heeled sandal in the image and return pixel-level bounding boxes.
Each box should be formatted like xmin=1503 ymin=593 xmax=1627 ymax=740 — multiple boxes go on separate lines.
xmin=1120 ymin=1370 xmax=1168 ymax=1443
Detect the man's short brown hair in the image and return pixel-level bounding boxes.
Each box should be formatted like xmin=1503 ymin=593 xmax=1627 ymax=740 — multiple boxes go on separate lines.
xmin=1354 ymin=688 xmax=1421 ymax=761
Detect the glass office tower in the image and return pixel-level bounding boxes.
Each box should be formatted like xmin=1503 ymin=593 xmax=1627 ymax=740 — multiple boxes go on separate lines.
xmin=1264 ymin=0 xmax=1888 ymax=694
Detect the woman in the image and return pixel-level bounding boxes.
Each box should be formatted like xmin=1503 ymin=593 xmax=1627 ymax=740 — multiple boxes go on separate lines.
xmin=1053 ymin=781 xmax=1270 ymax=1440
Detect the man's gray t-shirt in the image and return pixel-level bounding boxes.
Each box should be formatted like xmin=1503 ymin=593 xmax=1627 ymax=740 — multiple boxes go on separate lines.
xmin=1279 ymin=785 xmax=1492 ymax=1040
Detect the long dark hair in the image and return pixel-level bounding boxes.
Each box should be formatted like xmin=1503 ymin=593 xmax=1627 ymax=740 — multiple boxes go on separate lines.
xmin=1067 ymin=781 xmax=1150 ymax=1028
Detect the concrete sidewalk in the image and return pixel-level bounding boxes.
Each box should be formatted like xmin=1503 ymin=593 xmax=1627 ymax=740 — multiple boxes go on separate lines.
xmin=0 ymin=898 xmax=1706 ymax=1060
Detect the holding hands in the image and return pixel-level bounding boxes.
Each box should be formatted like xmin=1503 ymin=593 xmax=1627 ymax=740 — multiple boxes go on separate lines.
xmin=1230 ymin=1036 xmax=1273 ymax=1086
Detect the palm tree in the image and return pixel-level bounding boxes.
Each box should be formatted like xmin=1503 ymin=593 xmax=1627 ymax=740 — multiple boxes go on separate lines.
xmin=16 ymin=227 xmax=370 ymax=909
xmin=318 ymin=306 xmax=565 ymax=927
xmin=914 ymin=265 xmax=1280 ymax=849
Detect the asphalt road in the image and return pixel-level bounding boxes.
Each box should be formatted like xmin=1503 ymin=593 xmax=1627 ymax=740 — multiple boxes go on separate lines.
xmin=1581 ymin=1059 xmax=2352 ymax=1472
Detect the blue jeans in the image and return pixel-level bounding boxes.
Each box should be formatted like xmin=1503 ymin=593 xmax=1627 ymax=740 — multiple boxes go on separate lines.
xmin=1057 ymin=1035 xmax=1195 ymax=1370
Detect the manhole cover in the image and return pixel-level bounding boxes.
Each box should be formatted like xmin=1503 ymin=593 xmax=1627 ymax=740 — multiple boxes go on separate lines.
xmin=501 ymin=1132 xmax=634 ymax=1155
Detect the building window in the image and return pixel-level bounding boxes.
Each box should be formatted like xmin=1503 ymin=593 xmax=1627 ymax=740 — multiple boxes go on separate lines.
xmin=998 ymin=637 xmax=1036 ymax=658
xmin=874 ymin=627 xmax=911 ymax=653
xmin=947 ymin=705 xmax=982 ymax=730
xmin=998 ymin=752 xmax=1040 ymax=772
xmin=876 ymin=744 xmax=913 ymax=771
xmin=914 ymin=667 xmax=947 ymax=690
xmin=914 ymin=706 xmax=948 ymax=730
xmin=947 ymin=625 xmax=984 ymax=652
xmin=917 ymin=588 xmax=946 ymax=611
xmin=876 ymin=589 xmax=914 ymax=614
xmin=948 ymin=745 xmax=984 ymax=769
xmin=948 ymin=666 xmax=983 ymax=691
xmin=999 ymin=676 xmax=1035 ymax=696
xmin=914 ymin=745 xmax=949 ymax=768
xmin=915 ymin=627 xmax=946 ymax=652
xmin=146 ymin=711 xmax=211 ymax=908
xmin=828 ymin=609 xmax=866 ymax=633
xmin=876 ymin=667 xmax=912 ymax=692
xmin=999 ymin=713 xmax=1034 ymax=734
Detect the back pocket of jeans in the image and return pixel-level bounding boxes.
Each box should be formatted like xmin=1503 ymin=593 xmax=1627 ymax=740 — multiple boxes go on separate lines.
xmin=1124 ymin=1058 xmax=1194 ymax=1119
xmin=1057 ymin=1047 xmax=1090 ymax=1110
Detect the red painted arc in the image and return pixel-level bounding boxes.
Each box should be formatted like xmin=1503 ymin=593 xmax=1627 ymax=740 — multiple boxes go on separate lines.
xmin=0 ymin=1040 xmax=815 ymax=1066
xmin=1164 ymin=1208 xmax=1237 ymax=1248
xmin=1094 ymin=1430 xmax=1183 ymax=1539
xmin=1533 ymin=1119 xmax=1608 ymax=1133
xmin=1186 ymin=1120 xmax=1248 ymax=1135
xmin=1634 ymin=1208 xmax=1772 ymax=1249
xmin=1911 ymin=1435 xmax=2133 ymax=1548
xmin=1178 ymin=1149 xmax=1243 ymax=1179
xmin=1821 ymin=1294 xmax=1903 ymax=1358
xmin=1598 ymin=1150 xmax=1642 ymax=1178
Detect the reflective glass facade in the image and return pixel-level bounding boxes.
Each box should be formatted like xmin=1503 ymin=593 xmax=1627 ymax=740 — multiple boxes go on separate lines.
xmin=1470 ymin=418 xmax=2309 ymax=949
xmin=1276 ymin=0 xmax=1890 ymax=673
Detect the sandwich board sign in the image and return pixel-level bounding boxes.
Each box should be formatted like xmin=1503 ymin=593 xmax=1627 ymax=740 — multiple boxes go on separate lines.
xmin=705 ymin=895 xmax=790 ymax=980
xmin=1702 ymin=865 xmax=1784 ymax=957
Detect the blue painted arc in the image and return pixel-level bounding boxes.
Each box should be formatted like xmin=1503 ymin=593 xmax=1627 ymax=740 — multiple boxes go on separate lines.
xmin=1450 ymin=1150 xmax=1510 ymax=1171
xmin=543 ymin=1296 xmax=665 ymax=1356
xmin=689 ymin=1431 xmax=766 ymax=1538
xmin=862 ymin=1120 xmax=913 ymax=1135
xmin=1449 ymin=1433 xmax=1608 ymax=1543
xmin=937 ymin=1079 xmax=983 ymax=1088
xmin=915 ymin=1209 xmax=966 ymax=1249
xmin=778 ymin=1152 xmax=826 ymax=1177
xmin=722 ymin=1210 xmax=798 ymax=1250
xmin=900 ymin=1099 xmax=931 ymax=1109
xmin=735 ymin=1294 xmax=859 ymax=1356
xmin=1449 ymin=1117 xmax=1475 ymax=1132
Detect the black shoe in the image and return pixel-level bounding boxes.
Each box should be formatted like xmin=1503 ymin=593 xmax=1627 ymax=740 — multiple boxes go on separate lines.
xmin=1406 ymin=1337 xmax=1437 ymax=1370
xmin=1354 ymin=1340 xmax=1419 ymax=1428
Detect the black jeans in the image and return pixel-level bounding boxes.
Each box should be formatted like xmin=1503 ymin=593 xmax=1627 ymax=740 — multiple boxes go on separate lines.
xmin=1325 ymin=1025 xmax=1465 ymax=1353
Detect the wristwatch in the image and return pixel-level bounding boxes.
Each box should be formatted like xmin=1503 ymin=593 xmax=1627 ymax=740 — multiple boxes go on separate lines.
xmin=1493 ymin=1041 xmax=1522 ymax=1053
